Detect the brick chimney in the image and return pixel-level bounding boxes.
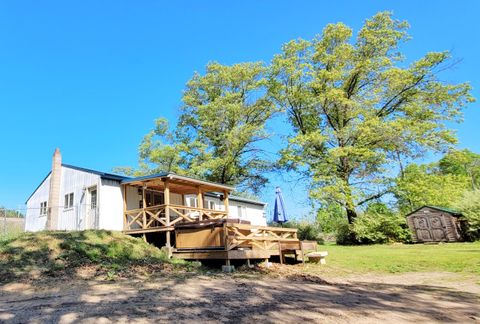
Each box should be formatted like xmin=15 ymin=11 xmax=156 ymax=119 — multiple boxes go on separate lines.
xmin=46 ymin=148 xmax=62 ymax=230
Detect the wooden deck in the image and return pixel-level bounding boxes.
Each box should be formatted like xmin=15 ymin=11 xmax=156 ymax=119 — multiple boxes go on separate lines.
xmin=120 ymin=174 xmax=307 ymax=263
xmin=172 ymin=221 xmax=303 ymax=263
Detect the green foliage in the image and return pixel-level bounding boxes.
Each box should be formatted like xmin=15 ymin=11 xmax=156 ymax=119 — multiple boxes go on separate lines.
xmin=395 ymin=163 xmax=469 ymax=214
xmin=334 ymin=203 xmax=411 ymax=245
xmin=353 ymin=204 xmax=411 ymax=244
xmin=132 ymin=62 xmax=277 ymax=194
xmin=0 ymin=206 xmax=23 ymax=218
xmin=269 ymin=11 xmax=474 ymax=222
xmin=316 ymin=203 xmax=347 ymax=233
xmin=275 ymin=220 xmax=323 ymax=242
xmin=335 ymin=223 xmax=357 ymax=245
xmin=455 ymin=190 xmax=480 ymax=240
xmin=439 ymin=149 xmax=480 ymax=190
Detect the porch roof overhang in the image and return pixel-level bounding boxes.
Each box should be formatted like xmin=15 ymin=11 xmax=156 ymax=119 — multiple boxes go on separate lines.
xmin=121 ymin=172 xmax=234 ymax=194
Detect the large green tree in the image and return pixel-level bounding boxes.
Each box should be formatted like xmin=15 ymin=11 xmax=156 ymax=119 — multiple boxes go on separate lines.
xmin=394 ymin=163 xmax=469 ymax=213
xmin=269 ymin=12 xmax=474 ymax=223
xmin=439 ymin=149 xmax=480 ymax=190
xmin=137 ymin=62 xmax=276 ymax=194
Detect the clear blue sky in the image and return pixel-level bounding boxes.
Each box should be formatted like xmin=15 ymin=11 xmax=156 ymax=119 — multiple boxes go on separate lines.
xmin=1 ymin=1 xmax=478 ymax=218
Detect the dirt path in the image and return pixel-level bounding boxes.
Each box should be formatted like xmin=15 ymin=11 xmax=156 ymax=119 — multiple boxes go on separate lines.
xmin=1 ymin=273 xmax=479 ymax=323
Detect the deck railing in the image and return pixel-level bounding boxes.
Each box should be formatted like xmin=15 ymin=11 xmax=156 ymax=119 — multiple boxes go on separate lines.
xmin=224 ymin=223 xmax=298 ymax=251
xmin=124 ymin=204 xmax=228 ymax=233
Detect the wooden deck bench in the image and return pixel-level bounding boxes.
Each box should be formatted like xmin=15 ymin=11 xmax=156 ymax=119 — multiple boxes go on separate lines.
xmin=278 ymin=240 xmax=318 ymax=264
xmin=306 ymin=251 xmax=328 ymax=264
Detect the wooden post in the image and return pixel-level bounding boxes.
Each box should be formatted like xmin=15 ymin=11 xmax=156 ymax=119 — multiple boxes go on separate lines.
xmin=197 ymin=187 xmax=203 ymax=221
xmin=142 ymin=184 xmax=146 ymax=231
xmin=122 ymin=185 xmax=127 ymax=231
xmin=278 ymin=243 xmax=283 ymax=264
xmin=223 ymin=190 xmax=229 ymax=218
xmin=300 ymin=242 xmax=305 ymax=266
xmin=164 ymin=179 xmax=171 ymax=248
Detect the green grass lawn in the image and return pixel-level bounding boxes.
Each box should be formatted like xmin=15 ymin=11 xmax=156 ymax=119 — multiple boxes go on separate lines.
xmin=313 ymin=242 xmax=480 ymax=275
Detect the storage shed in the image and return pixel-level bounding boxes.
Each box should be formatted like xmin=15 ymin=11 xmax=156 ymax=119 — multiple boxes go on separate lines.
xmin=406 ymin=206 xmax=463 ymax=242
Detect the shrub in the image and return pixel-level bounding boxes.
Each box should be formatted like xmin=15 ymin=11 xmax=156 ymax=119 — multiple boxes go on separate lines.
xmin=316 ymin=204 xmax=347 ymax=234
xmin=455 ymin=190 xmax=480 ymax=241
xmin=334 ymin=203 xmax=411 ymax=245
xmin=335 ymin=223 xmax=358 ymax=245
xmin=275 ymin=220 xmax=323 ymax=243
xmin=352 ymin=211 xmax=411 ymax=244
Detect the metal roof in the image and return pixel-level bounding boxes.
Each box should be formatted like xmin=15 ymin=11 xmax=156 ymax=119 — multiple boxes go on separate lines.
xmin=62 ymin=164 xmax=129 ymax=181
xmin=204 ymin=192 xmax=266 ymax=206
xmin=121 ymin=172 xmax=235 ymax=191
xmin=405 ymin=205 xmax=462 ymax=217
xmin=25 ymin=164 xmax=129 ymax=203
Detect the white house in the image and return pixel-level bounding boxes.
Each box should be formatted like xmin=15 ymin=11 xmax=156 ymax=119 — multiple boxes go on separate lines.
xmin=25 ymin=149 xmax=267 ymax=232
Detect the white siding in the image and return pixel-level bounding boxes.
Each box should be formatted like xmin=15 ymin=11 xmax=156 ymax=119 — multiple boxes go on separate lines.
xmin=25 ymin=166 xmax=106 ymax=232
xmin=25 ymin=174 xmax=51 ymax=231
xmin=184 ymin=194 xmax=267 ymax=226
xmin=57 ymin=167 xmax=101 ymax=230
xmin=229 ymin=200 xmax=266 ymax=226
xmin=99 ymin=179 xmax=124 ymax=231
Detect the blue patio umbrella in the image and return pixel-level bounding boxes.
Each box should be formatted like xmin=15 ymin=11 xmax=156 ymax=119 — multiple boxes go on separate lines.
xmin=273 ymin=187 xmax=288 ymax=225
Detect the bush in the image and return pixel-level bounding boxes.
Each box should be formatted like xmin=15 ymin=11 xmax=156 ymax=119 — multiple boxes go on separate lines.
xmin=316 ymin=204 xmax=347 ymax=234
xmin=335 ymin=223 xmax=358 ymax=245
xmin=275 ymin=220 xmax=324 ymax=243
xmin=455 ymin=190 xmax=480 ymax=241
xmin=334 ymin=203 xmax=411 ymax=245
xmin=352 ymin=211 xmax=411 ymax=244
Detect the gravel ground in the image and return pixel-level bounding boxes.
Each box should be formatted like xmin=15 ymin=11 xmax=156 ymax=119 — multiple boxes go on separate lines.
xmin=1 ymin=270 xmax=479 ymax=323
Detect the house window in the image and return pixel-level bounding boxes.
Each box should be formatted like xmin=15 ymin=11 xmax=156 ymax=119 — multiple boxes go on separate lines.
xmin=206 ymin=200 xmax=216 ymax=210
xmin=237 ymin=206 xmax=246 ymax=219
xmin=64 ymin=192 xmax=74 ymax=209
xmin=139 ymin=190 xmax=165 ymax=208
xmin=187 ymin=197 xmax=198 ymax=208
xmin=40 ymin=201 xmax=47 ymax=216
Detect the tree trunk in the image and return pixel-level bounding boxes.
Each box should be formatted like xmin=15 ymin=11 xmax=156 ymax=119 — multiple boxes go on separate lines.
xmin=346 ymin=208 xmax=357 ymax=224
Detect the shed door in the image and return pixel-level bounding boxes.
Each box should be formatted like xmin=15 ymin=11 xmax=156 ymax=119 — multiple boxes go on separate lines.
xmin=414 ymin=216 xmax=432 ymax=241
xmin=429 ymin=215 xmax=446 ymax=241
xmin=413 ymin=215 xmax=447 ymax=242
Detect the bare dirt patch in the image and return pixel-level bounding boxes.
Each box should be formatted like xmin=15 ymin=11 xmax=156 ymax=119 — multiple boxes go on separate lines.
xmin=1 ymin=268 xmax=479 ymax=323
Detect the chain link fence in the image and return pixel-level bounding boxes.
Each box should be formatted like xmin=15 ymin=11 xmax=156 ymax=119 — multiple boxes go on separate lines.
xmin=1 ymin=207 xmax=25 ymax=239
xmin=1 ymin=204 xmax=100 ymax=236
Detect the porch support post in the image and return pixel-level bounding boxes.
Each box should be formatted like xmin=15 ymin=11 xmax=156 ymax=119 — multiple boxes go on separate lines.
xmin=122 ymin=184 xmax=127 ymax=231
xmin=223 ymin=190 xmax=229 ymax=218
xmin=142 ymin=183 xmax=147 ymax=242
xmin=164 ymin=179 xmax=171 ymax=248
xmin=197 ymin=187 xmax=203 ymax=221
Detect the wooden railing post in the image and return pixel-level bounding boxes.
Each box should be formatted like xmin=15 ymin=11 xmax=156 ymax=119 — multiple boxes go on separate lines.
xmin=123 ymin=184 xmax=127 ymax=231
xmin=197 ymin=187 xmax=203 ymax=221
xmin=223 ymin=190 xmax=229 ymax=218
xmin=142 ymin=184 xmax=147 ymax=242
xmin=164 ymin=179 xmax=171 ymax=247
